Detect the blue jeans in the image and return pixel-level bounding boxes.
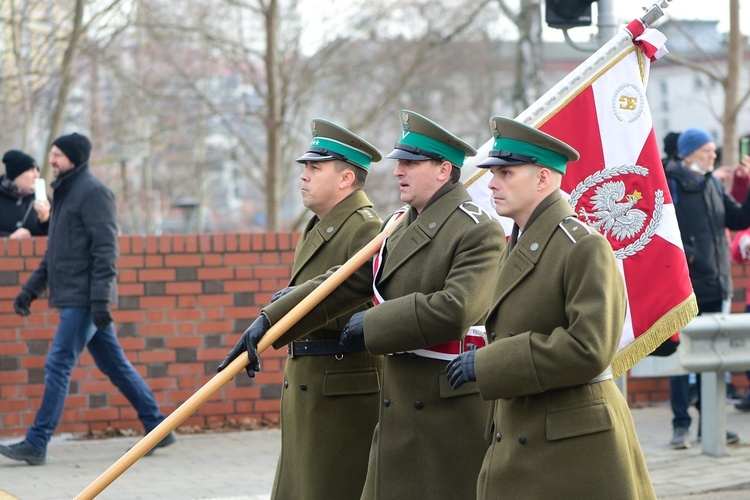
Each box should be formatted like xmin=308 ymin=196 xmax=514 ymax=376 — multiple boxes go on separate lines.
xmin=670 ymin=373 xmax=700 ymax=429
xmin=670 ymin=299 xmax=722 ymax=430
xmin=25 ymin=307 xmax=164 ymax=451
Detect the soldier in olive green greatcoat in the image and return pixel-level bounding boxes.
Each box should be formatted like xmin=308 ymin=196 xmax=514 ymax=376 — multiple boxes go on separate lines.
xmin=448 ymin=116 xmax=656 ymax=499
xmin=221 ymin=110 xmax=506 ymax=499
xmin=220 ymin=120 xmax=383 ymax=500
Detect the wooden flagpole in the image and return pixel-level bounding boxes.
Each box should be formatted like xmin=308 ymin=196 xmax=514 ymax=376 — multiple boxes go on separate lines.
xmin=76 ymin=6 xmax=677 ymax=498
xmin=74 ymin=215 xmax=403 ymax=500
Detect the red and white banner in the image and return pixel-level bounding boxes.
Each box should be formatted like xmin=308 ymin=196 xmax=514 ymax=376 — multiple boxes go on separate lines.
xmin=463 ymin=22 xmax=697 ymax=376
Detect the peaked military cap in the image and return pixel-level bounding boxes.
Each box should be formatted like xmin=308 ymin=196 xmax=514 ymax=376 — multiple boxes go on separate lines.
xmin=296 ymin=119 xmax=382 ymax=171
xmin=386 ymin=110 xmax=477 ymax=167
xmin=478 ymin=116 xmax=579 ymax=174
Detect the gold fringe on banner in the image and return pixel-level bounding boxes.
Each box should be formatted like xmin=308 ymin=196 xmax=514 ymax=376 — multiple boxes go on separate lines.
xmin=612 ymin=293 xmax=698 ymax=378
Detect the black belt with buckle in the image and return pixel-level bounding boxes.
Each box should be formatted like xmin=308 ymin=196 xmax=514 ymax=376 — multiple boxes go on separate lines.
xmin=288 ymin=339 xmax=365 ymax=358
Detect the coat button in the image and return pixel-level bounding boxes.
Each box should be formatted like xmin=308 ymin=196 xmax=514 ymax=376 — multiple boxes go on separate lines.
xmin=495 ymin=432 xmax=502 ymax=442
xmin=518 ymin=435 xmax=526 ymax=444
xmin=283 ymin=381 xmax=289 ymax=388
xmin=383 ymin=398 xmax=391 ymax=407
xmin=299 ymin=384 xmax=307 ymax=391
xmin=414 ymin=401 xmax=424 ymax=410
xmin=490 ymin=332 xmax=497 ymax=341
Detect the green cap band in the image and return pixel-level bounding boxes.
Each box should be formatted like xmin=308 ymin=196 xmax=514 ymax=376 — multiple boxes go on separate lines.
xmin=398 ymin=130 xmax=467 ymax=167
xmin=492 ymin=137 xmax=569 ymax=173
xmin=310 ymin=137 xmax=373 ymax=170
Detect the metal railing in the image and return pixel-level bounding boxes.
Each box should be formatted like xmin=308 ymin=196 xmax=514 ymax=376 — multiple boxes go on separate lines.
xmin=630 ymin=313 xmax=750 ymax=457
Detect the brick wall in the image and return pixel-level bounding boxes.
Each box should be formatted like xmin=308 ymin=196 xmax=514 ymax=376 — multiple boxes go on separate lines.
xmin=2 ymin=233 xmax=750 ymax=438
xmin=0 ymin=233 xmax=298 ymax=438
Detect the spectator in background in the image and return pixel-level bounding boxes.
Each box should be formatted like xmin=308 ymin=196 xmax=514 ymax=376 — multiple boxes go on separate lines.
xmin=662 ymin=131 xmax=680 ymax=170
xmin=728 ymin=144 xmax=750 ymax=411
xmin=0 ymin=150 xmax=50 ymax=238
xmin=652 ymin=132 xmax=683 ymax=358
xmin=0 ymin=133 xmax=175 ymax=466
xmin=665 ymin=128 xmax=750 ymax=449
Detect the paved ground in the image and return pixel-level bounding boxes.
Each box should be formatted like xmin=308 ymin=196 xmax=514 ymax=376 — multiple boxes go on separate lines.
xmin=1 ymin=402 xmax=750 ymax=499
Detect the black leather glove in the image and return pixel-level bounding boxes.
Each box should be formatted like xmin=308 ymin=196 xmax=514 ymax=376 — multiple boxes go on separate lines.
xmin=339 ymin=311 xmax=366 ymax=353
xmin=270 ymin=286 xmax=295 ymax=304
xmin=13 ymin=289 xmax=36 ymax=317
xmin=91 ymin=302 xmax=113 ymax=330
xmin=446 ymin=349 xmax=477 ymax=389
xmin=217 ymin=315 xmax=270 ymax=377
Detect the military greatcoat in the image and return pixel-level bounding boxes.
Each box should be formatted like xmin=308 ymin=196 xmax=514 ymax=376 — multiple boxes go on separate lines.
xmin=265 ymin=182 xmax=505 ymax=500
xmin=473 ymin=193 xmax=655 ymax=499
xmin=269 ymin=190 xmax=383 ymax=500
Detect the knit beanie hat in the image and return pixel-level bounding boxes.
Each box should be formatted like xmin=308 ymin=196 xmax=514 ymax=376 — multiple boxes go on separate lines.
xmin=677 ymin=128 xmax=714 ymax=158
xmin=2 ymin=149 xmax=37 ymax=180
xmin=663 ymin=132 xmax=680 ymax=158
xmin=52 ymin=132 xmax=91 ymax=167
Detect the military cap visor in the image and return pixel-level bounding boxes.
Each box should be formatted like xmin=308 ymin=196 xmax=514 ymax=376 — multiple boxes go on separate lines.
xmin=296 ymin=119 xmax=382 ymax=171
xmin=478 ymin=116 xmax=579 ymax=173
xmin=387 ymin=110 xmax=476 ymax=167
xmin=386 ymin=142 xmax=445 ymax=163
xmin=477 ymin=148 xmax=541 ymax=168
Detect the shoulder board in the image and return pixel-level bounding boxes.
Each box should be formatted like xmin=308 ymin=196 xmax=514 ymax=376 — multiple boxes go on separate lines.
xmin=355 ymin=207 xmax=378 ymax=221
xmin=558 ymin=216 xmax=594 ymax=244
xmin=459 ymin=201 xmax=492 ymax=224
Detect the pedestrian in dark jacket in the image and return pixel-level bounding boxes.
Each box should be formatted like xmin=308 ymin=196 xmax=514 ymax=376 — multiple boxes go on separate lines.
xmin=0 ymin=150 xmax=50 ymax=238
xmin=664 ymin=128 xmax=750 ymax=450
xmin=0 ymin=133 xmax=175 ymax=466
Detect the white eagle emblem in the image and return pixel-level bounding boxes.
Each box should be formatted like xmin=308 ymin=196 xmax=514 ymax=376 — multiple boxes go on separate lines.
xmin=578 ymin=180 xmax=647 ymax=241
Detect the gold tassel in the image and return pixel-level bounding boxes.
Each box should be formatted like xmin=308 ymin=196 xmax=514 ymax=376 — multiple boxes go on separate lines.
xmin=612 ymin=293 xmax=698 ymax=378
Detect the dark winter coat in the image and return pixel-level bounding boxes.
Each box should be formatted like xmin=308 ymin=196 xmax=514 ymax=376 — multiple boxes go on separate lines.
xmin=23 ymin=162 xmax=118 ymax=306
xmin=666 ymin=162 xmax=750 ymax=308
xmin=0 ymin=175 xmax=48 ymax=237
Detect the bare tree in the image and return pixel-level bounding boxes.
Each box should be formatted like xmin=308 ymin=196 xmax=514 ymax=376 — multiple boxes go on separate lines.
xmin=38 ymin=0 xmax=127 ymax=179
xmin=41 ymin=0 xmax=86 ymax=179
xmin=134 ymin=0 xmax=510 ymax=230
xmin=497 ymin=0 xmax=544 ymax=115
xmin=663 ymin=0 xmax=749 ymax=166
xmin=0 ymin=0 xmax=73 ymax=155
xmin=2 ymin=0 xmax=524 ymax=233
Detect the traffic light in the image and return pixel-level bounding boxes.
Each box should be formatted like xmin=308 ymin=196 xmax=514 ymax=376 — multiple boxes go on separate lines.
xmin=545 ymin=0 xmax=595 ymax=29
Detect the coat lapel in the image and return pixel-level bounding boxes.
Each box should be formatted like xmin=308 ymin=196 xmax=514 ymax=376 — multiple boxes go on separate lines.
xmin=291 ymin=217 xmax=324 ymax=281
xmin=290 ymin=191 xmax=374 ymax=283
xmin=488 ymin=197 xmax=574 ymax=313
xmin=379 ymin=184 xmax=468 ymax=283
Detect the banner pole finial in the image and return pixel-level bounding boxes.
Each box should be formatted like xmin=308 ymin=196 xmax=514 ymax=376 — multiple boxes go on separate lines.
xmin=641 ymin=0 xmax=673 ymax=28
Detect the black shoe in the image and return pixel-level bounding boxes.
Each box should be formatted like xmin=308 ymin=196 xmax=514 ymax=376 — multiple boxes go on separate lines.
xmin=727 ymin=384 xmax=742 ymax=401
xmin=144 ymin=432 xmax=176 ymax=456
xmin=735 ymin=395 xmax=750 ymax=411
xmin=697 ymin=428 xmax=740 ymax=445
xmin=0 ymin=440 xmax=46 ymax=465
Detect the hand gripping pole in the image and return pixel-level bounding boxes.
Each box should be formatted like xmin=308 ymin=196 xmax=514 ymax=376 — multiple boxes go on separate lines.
xmin=74 ymin=215 xmax=402 ymax=500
